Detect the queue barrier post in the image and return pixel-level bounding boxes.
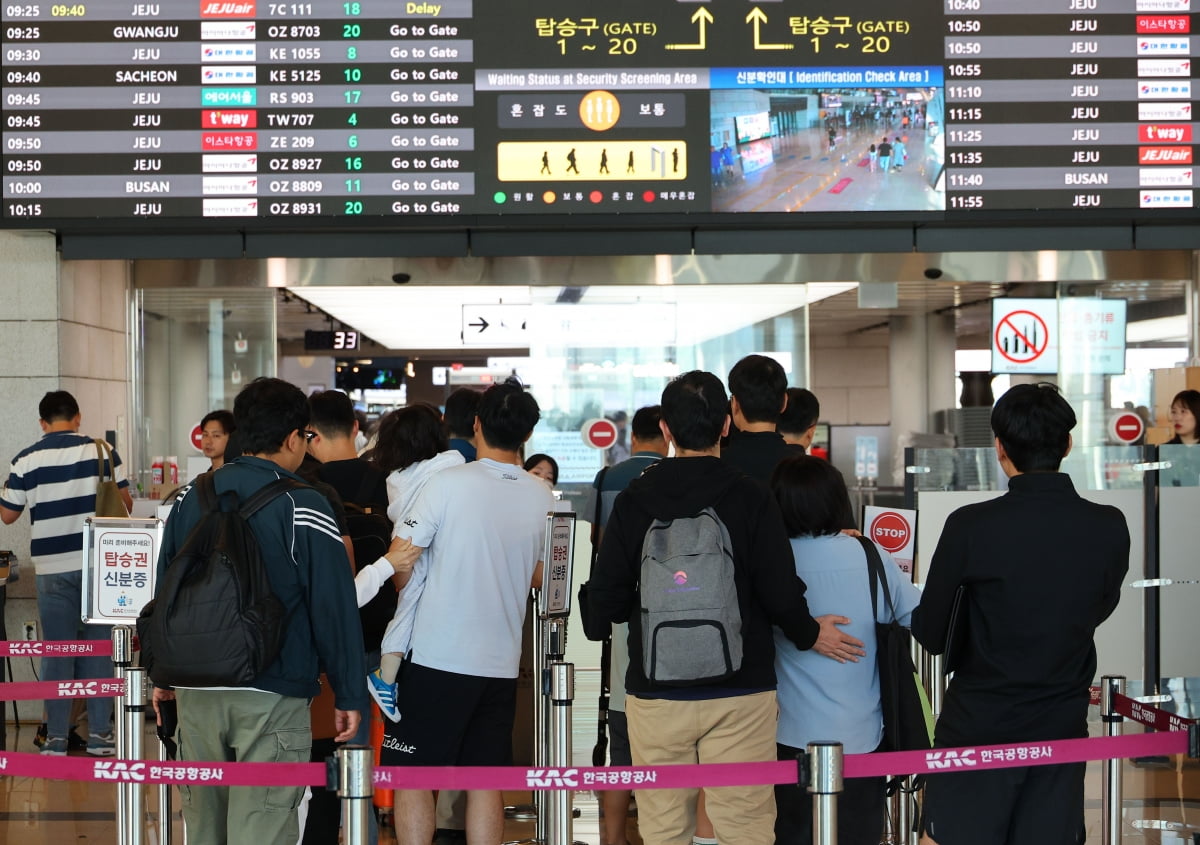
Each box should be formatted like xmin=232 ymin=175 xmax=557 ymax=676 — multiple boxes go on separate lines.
xmin=1101 ymin=674 xmax=1126 ymax=845
xmin=158 ymin=729 xmax=173 ymax=845
xmin=546 ymin=656 xmax=575 ymax=845
xmin=112 ymin=626 xmax=134 ymax=845
xmin=124 ymin=666 xmax=147 ymax=845
xmin=337 ymin=746 xmax=374 ymax=845
xmin=808 ymin=741 xmax=843 ymax=845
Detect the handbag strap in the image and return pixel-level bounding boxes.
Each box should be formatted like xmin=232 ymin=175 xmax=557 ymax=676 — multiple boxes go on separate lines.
xmin=94 ymin=439 xmax=115 ymax=483
xmin=857 ymin=534 xmax=897 ymax=624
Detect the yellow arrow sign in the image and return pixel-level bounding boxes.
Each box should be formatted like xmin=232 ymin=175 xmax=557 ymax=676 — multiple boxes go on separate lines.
xmin=665 ymin=6 xmax=713 ymax=51
xmin=746 ymin=7 xmax=793 ymax=51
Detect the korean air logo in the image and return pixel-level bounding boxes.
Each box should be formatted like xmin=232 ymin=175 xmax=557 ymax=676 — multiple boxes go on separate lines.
xmin=95 ymin=761 xmax=146 ymax=782
xmin=925 ymin=750 xmax=977 ymax=769
xmin=57 ymin=681 xmax=98 ymax=697
xmin=526 ymin=768 xmax=579 ymax=788
xmin=1137 ymin=37 xmax=1191 ymax=54
xmin=673 ymin=571 xmax=688 ymax=585
xmin=1140 ymin=189 xmax=1194 ymax=207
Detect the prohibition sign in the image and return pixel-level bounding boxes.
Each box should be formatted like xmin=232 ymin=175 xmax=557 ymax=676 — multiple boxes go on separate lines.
xmin=995 ymin=309 xmax=1050 ymax=365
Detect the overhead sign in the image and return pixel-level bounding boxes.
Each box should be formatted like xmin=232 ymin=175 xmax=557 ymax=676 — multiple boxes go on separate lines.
xmin=1058 ymin=299 xmax=1128 ymax=376
xmin=461 ymin=304 xmax=532 ymax=347
xmin=582 ymin=418 xmax=619 ymax=450
xmin=991 ymin=299 xmax=1060 ymax=375
xmin=863 ymin=506 xmax=918 ymax=579
xmin=1108 ymin=411 xmax=1146 ymax=444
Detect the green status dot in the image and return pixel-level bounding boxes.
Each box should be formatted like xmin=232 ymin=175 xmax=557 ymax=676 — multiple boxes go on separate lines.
xmin=493 ymin=191 xmax=508 ymax=204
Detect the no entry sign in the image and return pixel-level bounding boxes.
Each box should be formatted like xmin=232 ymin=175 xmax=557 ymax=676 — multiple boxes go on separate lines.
xmin=1108 ymin=411 xmax=1145 ymax=444
xmin=190 ymin=423 xmax=205 ymax=453
xmin=582 ymin=418 xmax=618 ymax=450
xmin=992 ymin=299 xmax=1059 ymax=375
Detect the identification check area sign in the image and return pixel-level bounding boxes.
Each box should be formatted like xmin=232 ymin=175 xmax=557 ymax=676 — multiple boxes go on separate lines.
xmin=81 ymin=517 xmax=163 ymax=625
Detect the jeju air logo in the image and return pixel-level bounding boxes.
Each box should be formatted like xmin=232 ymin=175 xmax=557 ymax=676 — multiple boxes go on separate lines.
xmin=673 ymin=571 xmax=688 ymax=586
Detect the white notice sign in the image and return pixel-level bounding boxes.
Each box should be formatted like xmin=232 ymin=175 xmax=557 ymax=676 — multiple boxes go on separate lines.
xmin=538 ymin=513 xmax=577 ymax=619
xmin=81 ymin=517 xmax=162 ymax=625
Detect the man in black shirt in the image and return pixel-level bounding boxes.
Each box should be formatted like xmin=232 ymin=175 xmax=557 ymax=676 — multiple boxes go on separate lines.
xmin=307 ymin=390 xmax=389 ymax=514
xmin=912 ymin=383 xmax=1129 ymax=845
xmin=720 ymin=354 xmax=804 ymax=483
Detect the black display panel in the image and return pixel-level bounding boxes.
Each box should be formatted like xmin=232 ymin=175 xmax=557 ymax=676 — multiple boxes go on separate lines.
xmin=1 ymin=0 xmax=1194 ymax=226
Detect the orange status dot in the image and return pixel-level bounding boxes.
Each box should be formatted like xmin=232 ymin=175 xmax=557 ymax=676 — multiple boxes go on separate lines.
xmin=542 ymin=191 xmax=557 ymax=204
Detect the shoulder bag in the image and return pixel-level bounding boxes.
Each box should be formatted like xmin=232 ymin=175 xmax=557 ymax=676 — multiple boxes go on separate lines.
xmin=94 ymin=439 xmax=129 ymax=518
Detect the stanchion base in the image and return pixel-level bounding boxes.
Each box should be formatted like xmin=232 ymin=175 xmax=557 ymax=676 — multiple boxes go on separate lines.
xmin=505 ymin=804 xmax=537 ymax=820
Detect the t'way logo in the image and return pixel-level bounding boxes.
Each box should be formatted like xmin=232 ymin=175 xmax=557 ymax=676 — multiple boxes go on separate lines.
xmin=94 ymin=762 xmax=146 ymax=782
xmin=526 ymin=768 xmax=579 ymax=788
xmin=925 ymin=749 xmax=977 ymax=769
xmin=57 ymin=681 xmax=98 ymax=697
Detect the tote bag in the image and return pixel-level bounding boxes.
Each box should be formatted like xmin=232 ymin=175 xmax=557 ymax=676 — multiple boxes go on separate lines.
xmin=94 ymin=439 xmax=129 ymax=518
xmin=857 ymin=536 xmax=934 ymax=752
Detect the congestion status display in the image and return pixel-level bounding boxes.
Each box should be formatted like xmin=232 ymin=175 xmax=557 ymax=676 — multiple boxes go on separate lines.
xmin=0 ymin=0 xmax=1195 ymax=223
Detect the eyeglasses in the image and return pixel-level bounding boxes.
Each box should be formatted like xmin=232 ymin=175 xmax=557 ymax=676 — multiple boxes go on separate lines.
xmin=301 ymin=429 xmax=317 ymax=442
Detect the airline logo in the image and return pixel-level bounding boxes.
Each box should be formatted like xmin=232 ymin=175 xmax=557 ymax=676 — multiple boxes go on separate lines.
xmin=203 ymin=198 xmax=259 ymax=217
xmin=202 ymin=154 xmax=258 ymax=173
xmin=1137 ymin=15 xmax=1191 ymax=33
xmin=200 ymin=21 xmax=256 ymax=39
xmin=1136 ymin=37 xmax=1191 ymax=54
xmin=1139 ymin=102 xmax=1192 ymax=120
xmin=1138 ymin=58 xmax=1191 ymax=76
xmin=200 ymin=1 xmax=255 ymax=17
xmin=1140 ymin=167 xmax=1194 ymax=186
xmin=1140 ymin=146 xmax=1194 ymax=164
xmin=1140 ymin=189 xmax=1194 ymax=207
xmin=202 ymin=66 xmax=256 ymax=84
xmin=201 ymin=131 xmax=257 ymax=151
xmin=1137 ymin=0 xmax=1190 ymax=9
xmin=201 ymin=43 xmax=258 ymax=62
xmin=201 ymin=109 xmax=257 ymax=128
xmin=203 ymin=176 xmax=259 ymax=195
xmin=1139 ymin=80 xmax=1192 ymax=98
xmin=201 ymin=87 xmax=256 ymax=107
xmin=1140 ymin=123 xmax=1192 ymax=142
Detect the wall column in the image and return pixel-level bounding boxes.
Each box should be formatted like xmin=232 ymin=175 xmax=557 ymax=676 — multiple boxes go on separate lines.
xmin=887 ymin=312 xmax=957 ymax=484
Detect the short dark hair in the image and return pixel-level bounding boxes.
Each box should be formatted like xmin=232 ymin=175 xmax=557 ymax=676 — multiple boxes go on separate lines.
xmin=630 ymin=405 xmax=664 ymax=443
xmin=308 ymin=390 xmax=356 ymax=438
xmin=200 ymin=409 xmax=235 ymax=435
xmin=661 ymin=371 xmax=728 ymax=451
xmin=991 ymin=383 xmax=1076 ymax=473
xmin=728 ymin=354 xmax=788 ymax=423
xmin=371 ymin=404 xmax=447 ymax=474
xmin=523 ymin=453 xmax=559 ymax=485
xmin=39 ymin=391 xmax=79 ymax=423
xmin=778 ymin=388 xmax=820 ymax=435
xmin=233 ymin=378 xmax=310 ymax=456
xmin=477 ymin=378 xmax=540 ymax=452
xmin=444 ymin=388 xmax=483 ymax=438
xmin=771 ymin=455 xmax=857 ymax=537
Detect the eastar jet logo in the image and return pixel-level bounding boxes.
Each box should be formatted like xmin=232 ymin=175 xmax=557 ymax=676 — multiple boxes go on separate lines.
xmin=526 ymin=768 xmax=579 ymax=788
xmin=95 ymin=762 xmax=147 ymax=782
xmin=1141 ymin=123 xmax=1193 ymax=142
xmin=1139 ymin=146 xmax=1194 ymax=163
xmin=925 ymin=750 xmax=977 ymax=769
xmin=201 ymin=1 xmax=255 ymax=16
xmin=57 ymin=681 xmax=98 ymax=697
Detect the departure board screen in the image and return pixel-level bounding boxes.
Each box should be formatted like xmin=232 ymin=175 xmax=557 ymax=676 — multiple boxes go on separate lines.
xmin=0 ymin=0 xmax=1194 ymax=224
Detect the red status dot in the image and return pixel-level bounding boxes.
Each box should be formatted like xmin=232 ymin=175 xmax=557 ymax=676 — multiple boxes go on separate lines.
xmin=642 ymin=190 xmax=656 ymax=203
xmin=589 ymin=190 xmax=603 ymax=204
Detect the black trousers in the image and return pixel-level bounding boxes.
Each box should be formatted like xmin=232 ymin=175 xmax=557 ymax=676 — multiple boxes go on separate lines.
xmin=773 ymin=742 xmax=885 ymax=845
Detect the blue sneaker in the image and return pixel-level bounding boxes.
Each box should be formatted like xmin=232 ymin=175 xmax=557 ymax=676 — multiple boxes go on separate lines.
xmin=41 ymin=737 xmax=68 ymax=756
xmin=87 ymin=732 xmax=116 ymax=757
xmin=367 ymin=670 xmax=400 ymax=723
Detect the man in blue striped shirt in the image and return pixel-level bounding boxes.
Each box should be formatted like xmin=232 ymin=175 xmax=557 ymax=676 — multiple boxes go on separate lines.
xmin=1 ymin=390 xmax=133 ymax=756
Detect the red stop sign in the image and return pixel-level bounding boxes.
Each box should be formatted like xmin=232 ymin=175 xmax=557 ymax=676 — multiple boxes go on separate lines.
xmin=869 ymin=512 xmax=911 ymax=554
xmin=190 ymin=423 xmax=205 ymax=453
xmin=1108 ymin=412 xmax=1144 ymax=444
xmin=583 ymin=418 xmax=618 ymax=450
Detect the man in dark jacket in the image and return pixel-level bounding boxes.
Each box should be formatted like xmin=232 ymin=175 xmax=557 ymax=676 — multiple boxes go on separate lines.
xmin=720 ymin=354 xmax=803 ymax=483
xmin=912 ymin=383 xmax=1129 ymax=845
xmin=152 ymin=378 xmax=367 ymax=845
xmin=584 ymin=370 xmax=864 ymax=845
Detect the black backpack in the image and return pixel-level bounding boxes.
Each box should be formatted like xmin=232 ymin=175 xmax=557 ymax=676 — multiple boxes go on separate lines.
xmin=341 ymin=470 xmax=396 ymax=652
xmin=138 ymin=473 xmax=306 ymax=688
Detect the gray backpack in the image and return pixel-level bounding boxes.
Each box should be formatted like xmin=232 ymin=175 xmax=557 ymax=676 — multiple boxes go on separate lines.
xmin=639 ymin=507 xmax=743 ymax=686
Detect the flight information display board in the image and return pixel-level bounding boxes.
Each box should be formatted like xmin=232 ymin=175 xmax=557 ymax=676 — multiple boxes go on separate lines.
xmin=0 ymin=0 xmax=1193 ymax=224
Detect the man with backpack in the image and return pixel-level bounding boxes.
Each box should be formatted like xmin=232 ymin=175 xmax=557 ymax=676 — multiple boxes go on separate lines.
xmin=149 ymin=378 xmax=367 ymax=845
xmin=583 ymin=371 xmax=865 ymax=845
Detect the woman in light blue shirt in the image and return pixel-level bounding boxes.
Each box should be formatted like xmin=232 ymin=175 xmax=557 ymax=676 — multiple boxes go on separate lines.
xmin=770 ymin=456 xmax=922 ymax=845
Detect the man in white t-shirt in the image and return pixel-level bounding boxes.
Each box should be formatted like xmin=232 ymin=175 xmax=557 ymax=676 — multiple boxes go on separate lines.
xmin=382 ymin=378 xmax=555 ymax=845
